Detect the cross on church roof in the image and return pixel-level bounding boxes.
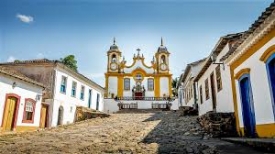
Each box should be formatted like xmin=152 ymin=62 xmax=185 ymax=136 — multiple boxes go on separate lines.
xmin=113 ymin=37 xmax=116 ymax=45
xmin=136 ymin=48 xmax=141 ymax=55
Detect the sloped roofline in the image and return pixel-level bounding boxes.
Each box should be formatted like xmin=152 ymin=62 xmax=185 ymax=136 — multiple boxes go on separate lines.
xmin=0 ymin=66 xmax=44 ymax=88
xmin=0 ymin=59 xmax=105 ymax=92
xmin=194 ymin=32 xmax=244 ymax=82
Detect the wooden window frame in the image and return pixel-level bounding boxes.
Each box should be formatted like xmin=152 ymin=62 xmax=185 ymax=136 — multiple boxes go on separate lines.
xmin=205 ymin=79 xmax=210 ymax=100
xmin=60 ymin=76 xmax=67 ymax=94
xmin=22 ymin=98 xmax=36 ymax=123
xmin=124 ymin=78 xmax=130 ymax=91
xmin=216 ymin=65 xmax=223 ymax=92
xmin=71 ymin=81 xmax=77 ymax=97
xmin=80 ymin=85 xmax=85 ymax=100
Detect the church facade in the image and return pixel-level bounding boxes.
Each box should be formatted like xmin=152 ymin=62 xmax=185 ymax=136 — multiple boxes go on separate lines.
xmin=105 ymin=38 xmax=172 ymax=100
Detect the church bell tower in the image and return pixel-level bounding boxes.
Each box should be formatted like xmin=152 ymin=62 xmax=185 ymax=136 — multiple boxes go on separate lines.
xmin=155 ymin=38 xmax=170 ymax=74
xmin=107 ymin=38 xmax=121 ymax=73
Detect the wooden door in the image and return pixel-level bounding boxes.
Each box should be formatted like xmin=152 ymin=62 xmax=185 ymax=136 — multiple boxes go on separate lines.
xmin=239 ymin=76 xmax=256 ymax=137
xmin=3 ymin=97 xmax=17 ymax=131
xmin=40 ymin=104 xmax=48 ymax=128
xmin=210 ymin=73 xmax=217 ymax=111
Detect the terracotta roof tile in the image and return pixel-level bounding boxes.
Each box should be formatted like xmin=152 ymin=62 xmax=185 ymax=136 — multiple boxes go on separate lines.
xmin=0 ymin=66 xmax=44 ymax=87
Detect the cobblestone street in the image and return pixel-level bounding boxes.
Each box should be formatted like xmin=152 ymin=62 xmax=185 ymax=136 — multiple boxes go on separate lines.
xmin=0 ymin=112 xmax=267 ymax=154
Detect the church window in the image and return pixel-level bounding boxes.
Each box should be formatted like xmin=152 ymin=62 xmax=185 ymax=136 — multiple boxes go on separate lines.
xmin=161 ymin=55 xmax=166 ymax=64
xmin=205 ymin=79 xmax=209 ymax=100
xmin=148 ymin=78 xmax=154 ymax=91
xmin=111 ymin=54 xmax=117 ymax=62
xmin=124 ymin=78 xmax=130 ymax=90
xmin=23 ymin=98 xmax=36 ymax=123
xmin=216 ymin=65 xmax=223 ymax=91
xmin=135 ymin=74 xmax=142 ymax=81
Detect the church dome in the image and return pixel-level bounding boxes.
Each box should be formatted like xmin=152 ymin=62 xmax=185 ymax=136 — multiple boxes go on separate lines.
xmin=108 ymin=37 xmax=121 ymax=52
xmin=157 ymin=37 xmax=169 ymax=53
xmin=157 ymin=46 xmax=168 ymax=52
xmin=110 ymin=44 xmax=119 ymax=50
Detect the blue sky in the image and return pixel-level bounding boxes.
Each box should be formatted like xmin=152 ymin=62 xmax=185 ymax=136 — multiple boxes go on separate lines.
xmin=0 ymin=0 xmax=273 ymax=86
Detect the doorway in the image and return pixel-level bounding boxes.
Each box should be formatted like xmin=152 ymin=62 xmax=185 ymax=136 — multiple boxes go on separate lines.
xmin=210 ymin=73 xmax=217 ymax=111
xmin=2 ymin=96 xmax=19 ymax=131
xmin=88 ymin=89 xmax=92 ymax=108
xmin=267 ymin=56 xmax=275 ymax=118
xmin=239 ymin=75 xmax=256 ymax=137
xmin=96 ymin=94 xmax=100 ymax=110
xmin=40 ymin=104 xmax=48 ymax=128
xmin=57 ymin=106 xmax=64 ymax=126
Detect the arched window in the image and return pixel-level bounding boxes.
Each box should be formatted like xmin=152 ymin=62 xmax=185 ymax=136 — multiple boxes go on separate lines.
xmin=161 ymin=55 xmax=166 ymax=64
xmin=111 ymin=54 xmax=117 ymax=62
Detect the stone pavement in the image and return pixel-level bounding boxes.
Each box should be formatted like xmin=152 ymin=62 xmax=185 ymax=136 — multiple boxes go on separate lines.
xmin=0 ymin=111 xmax=271 ymax=153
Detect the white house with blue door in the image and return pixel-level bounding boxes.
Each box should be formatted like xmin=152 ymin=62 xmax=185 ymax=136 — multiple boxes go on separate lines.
xmin=0 ymin=59 xmax=105 ymax=127
xmin=224 ymin=1 xmax=275 ymax=138
xmin=194 ymin=33 xmax=244 ymax=116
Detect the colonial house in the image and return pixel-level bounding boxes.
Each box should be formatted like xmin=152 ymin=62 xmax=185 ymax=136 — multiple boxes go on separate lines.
xmin=222 ymin=2 xmax=275 ymax=137
xmin=194 ymin=33 xmax=244 ymax=116
xmin=176 ymin=74 xmax=185 ymax=107
xmin=0 ymin=59 xmax=105 ymax=127
xmin=0 ymin=66 xmax=44 ymax=132
xmin=177 ymin=58 xmax=206 ymax=108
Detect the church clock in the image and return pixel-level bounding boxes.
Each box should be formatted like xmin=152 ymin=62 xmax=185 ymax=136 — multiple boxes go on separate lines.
xmin=160 ymin=63 xmax=167 ymax=71
xmin=110 ymin=63 xmax=118 ymax=70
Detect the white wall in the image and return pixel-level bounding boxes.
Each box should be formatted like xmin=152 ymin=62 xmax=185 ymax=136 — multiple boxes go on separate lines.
xmin=51 ymin=67 xmax=104 ymax=127
xmin=123 ymin=59 xmax=154 ymax=74
xmin=233 ymin=37 xmax=275 ymax=127
xmin=177 ymin=86 xmax=184 ymax=106
xmin=198 ymin=44 xmax=234 ymax=116
xmin=108 ymin=76 xmax=118 ymax=97
xmin=103 ymin=99 xmax=119 ymax=113
xmin=160 ymin=77 xmax=169 ymax=97
xmin=0 ymin=74 xmax=43 ymax=129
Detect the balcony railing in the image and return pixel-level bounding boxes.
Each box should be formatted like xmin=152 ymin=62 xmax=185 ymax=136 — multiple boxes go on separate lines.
xmin=115 ymin=96 xmax=175 ymax=101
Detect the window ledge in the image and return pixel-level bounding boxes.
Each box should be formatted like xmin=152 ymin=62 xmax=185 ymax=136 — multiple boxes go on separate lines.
xmin=22 ymin=120 xmax=34 ymax=124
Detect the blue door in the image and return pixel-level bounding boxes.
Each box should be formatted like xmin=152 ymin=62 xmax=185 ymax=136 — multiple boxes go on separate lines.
xmin=239 ymin=75 xmax=256 ymax=137
xmin=267 ymin=56 xmax=275 ymax=119
xmin=88 ymin=89 xmax=92 ymax=108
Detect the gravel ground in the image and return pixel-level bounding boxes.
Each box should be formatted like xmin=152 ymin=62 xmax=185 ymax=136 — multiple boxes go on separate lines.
xmin=0 ymin=111 xmax=267 ymax=154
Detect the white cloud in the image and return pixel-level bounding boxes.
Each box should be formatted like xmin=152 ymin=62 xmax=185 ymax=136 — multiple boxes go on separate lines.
xmin=36 ymin=53 xmax=44 ymax=59
xmin=16 ymin=14 xmax=34 ymax=23
xmin=7 ymin=56 xmax=15 ymax=62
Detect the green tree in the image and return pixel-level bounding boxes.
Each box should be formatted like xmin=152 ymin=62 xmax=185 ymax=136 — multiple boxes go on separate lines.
xmin=60 ymin=55 xmax=78 ymax=72
xmin=172 ymin=77 xmax=179 ymax=97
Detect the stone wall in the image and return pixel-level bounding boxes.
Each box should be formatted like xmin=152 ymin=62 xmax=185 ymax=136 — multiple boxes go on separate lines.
xmin=75 ymin=106 xmax=110 ymax=122
xmin=198 ymin=111 xmax=238 ymax=137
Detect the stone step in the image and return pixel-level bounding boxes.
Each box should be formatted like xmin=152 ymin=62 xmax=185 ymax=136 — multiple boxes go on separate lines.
xmin=221 ymin=137 xmax=275 ymax=152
